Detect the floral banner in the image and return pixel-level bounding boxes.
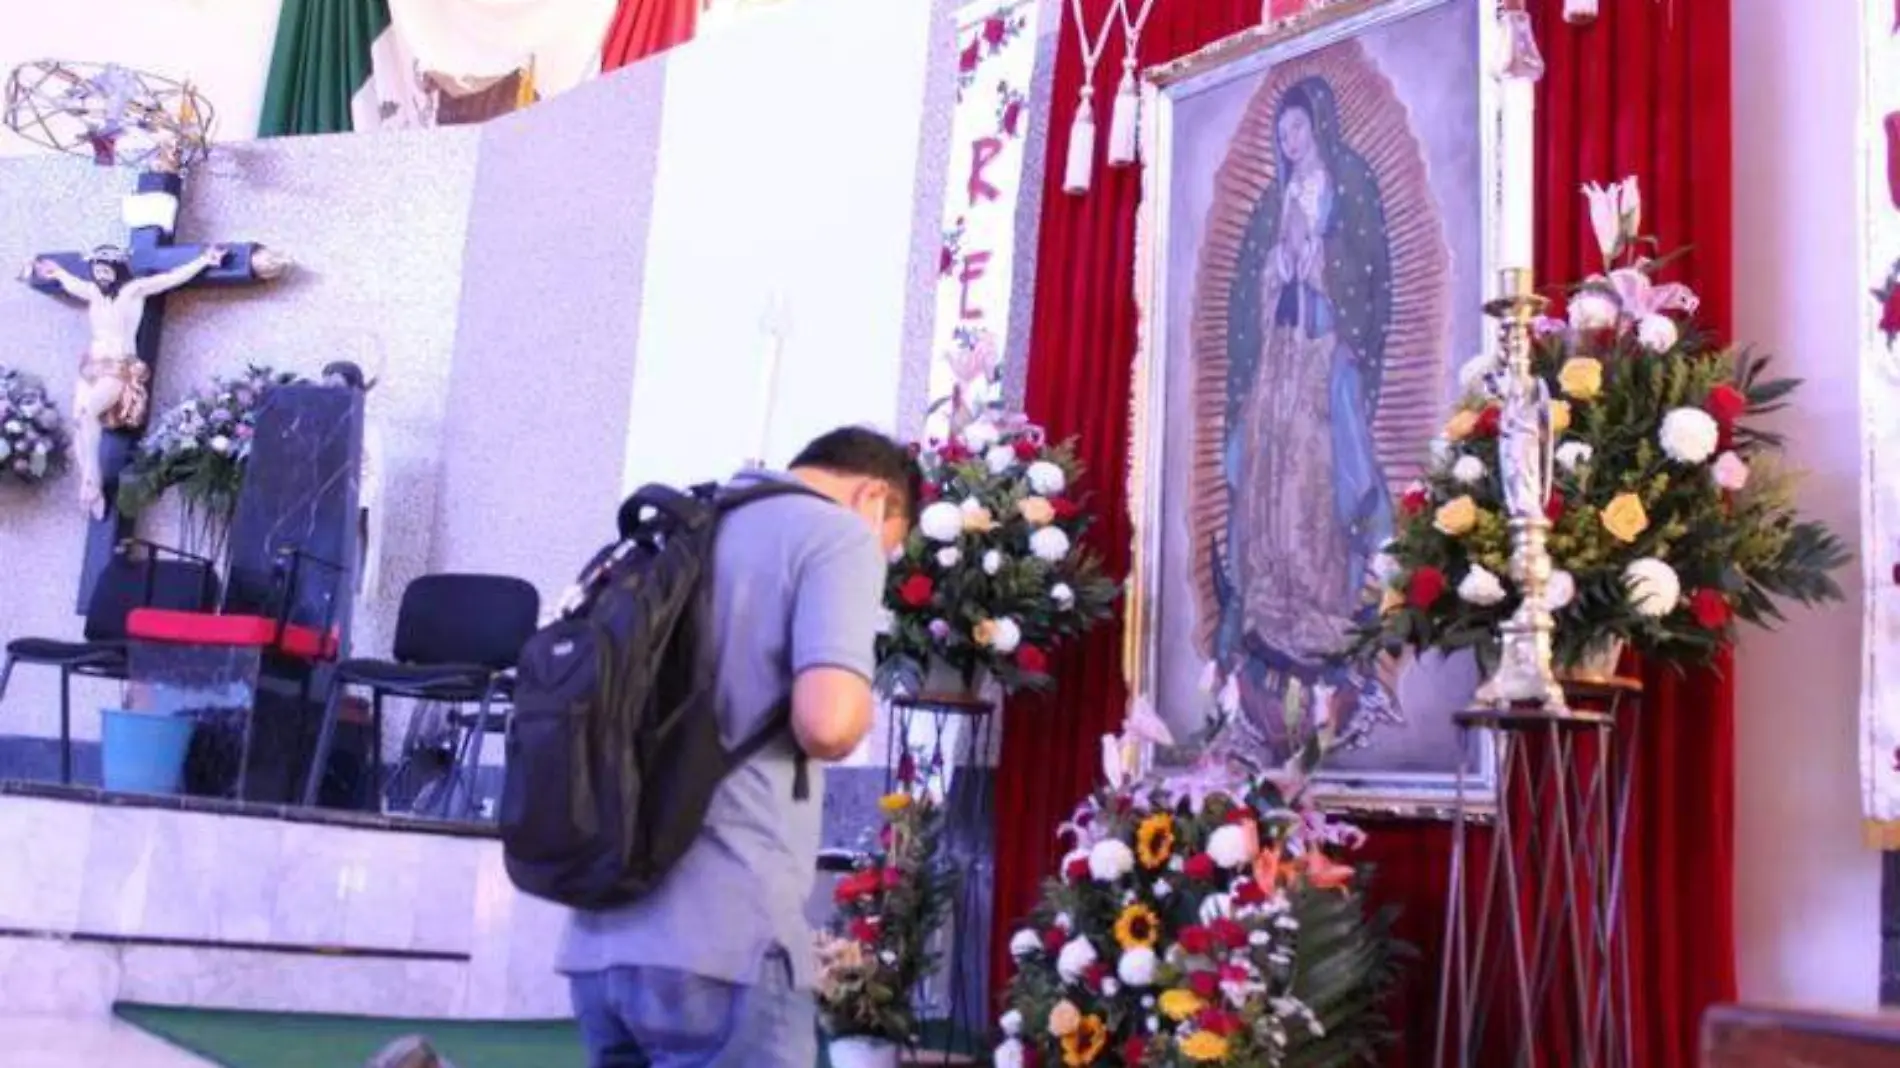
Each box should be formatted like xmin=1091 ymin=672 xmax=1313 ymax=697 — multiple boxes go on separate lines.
xmin=926 ymin=0 xmax=1044 ymax=443
xmin=1863 ymin=0 xmax=1900 ymax=843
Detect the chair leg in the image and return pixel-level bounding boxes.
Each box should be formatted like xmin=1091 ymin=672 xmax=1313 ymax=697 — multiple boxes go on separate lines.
xmin=59 ymin=668 xmax=72 ymax=786
xmin=370 ymin=691 xmax=386 ymax=811
xmin=300 ymin=676 xmax=349 ymax=808
xmin=462 ymin=681 xmax=498 ymax=820
xmin=437 ymin=706 xmax=474 ymax=819
xmin=234 ymin=692 xmax=259 ymax=802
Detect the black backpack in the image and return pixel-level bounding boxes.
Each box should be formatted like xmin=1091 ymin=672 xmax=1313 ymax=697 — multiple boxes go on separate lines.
xmin=499 ymin=480 xmax=818 ymax=910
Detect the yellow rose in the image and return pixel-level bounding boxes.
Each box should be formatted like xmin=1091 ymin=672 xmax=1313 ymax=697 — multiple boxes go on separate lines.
xmin=1379 ymin=586 xmax=1405 ymax=617
xmin=1433 ymin=495 xmax=1479 ymax=537
xmin=973 ymin=620 xmax=999 ymax=647
xmin=962 ymin=505 xmax=996 ymax=534
xmin=1047 ymin=999 xmax=1081 ymax=1038
xmin=1443 ymin=408 xmax=1481 ymax=441
xmin=878 ymin=792 xmax=911 ymax=813
xmin=1600 ymin=492 xmax=1649 ymax=544
xmin=1558 ymin=356 xmax=1603 ymax=400
xmin=1179 ymin=1032 xmax=1231 ymax=1062
xmin=1018 ymin=496 xmax=1055 ymax=526
xmin=1159 ymin=988 xmax=1205 ymax=1021
xmin=1549 ymin=399 xmax=1572 ymax=435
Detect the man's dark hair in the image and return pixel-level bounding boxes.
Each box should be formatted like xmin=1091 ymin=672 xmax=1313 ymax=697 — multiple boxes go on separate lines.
xmin=790 ymin=426 xmax=921 ymax=525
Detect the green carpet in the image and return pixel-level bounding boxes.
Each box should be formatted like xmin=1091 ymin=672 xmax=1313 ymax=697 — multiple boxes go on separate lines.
xmin=114 ymin=1004 xmax=586 ymax=1068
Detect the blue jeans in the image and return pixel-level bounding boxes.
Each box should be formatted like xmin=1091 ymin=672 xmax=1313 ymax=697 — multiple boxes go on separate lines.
xmin=567 ymin=951 xmax=816 ymax=1068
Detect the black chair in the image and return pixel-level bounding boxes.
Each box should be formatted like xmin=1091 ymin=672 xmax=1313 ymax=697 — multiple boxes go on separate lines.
xmin=301 ymin=573 xmax=539 ymax=815
xmin=0 ymin=541 xmax=219 ymax=784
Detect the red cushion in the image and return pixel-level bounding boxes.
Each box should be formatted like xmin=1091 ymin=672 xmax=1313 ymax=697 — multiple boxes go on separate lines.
xmin=126 ymin=608 xmax=339 ymax=661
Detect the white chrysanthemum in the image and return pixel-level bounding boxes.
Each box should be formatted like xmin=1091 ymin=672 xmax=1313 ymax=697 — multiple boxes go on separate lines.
xmin=1056 ymin=937 xmax=1098 ymax=982
xmin=209 ymin=435 xmax=233 ymax=455
xmin=990 ymin=618 xmax=1023 ymax=655
xmin=1637 ymin=314 xmax=1679 ymax=352
xmin=1055 ymin=911 xmax=1073 ymax=930
xmin=1088 ymin=838 xmax=1136 ymax=882
xmin=1058 ymin=849 xmax=1087 ymax=884
xmin=1051 ymin=583 xmax=1076 ymax=609
xmin=1712 ymin=451 xmax=1749 ymax=491
xmin=1102 ymin=978 xmax=1121 ymax=997
xmin=999 ymin=1009 xmax=1023 ymax=1036
xmin=1026 ymin=460 xmax=1067 ymax=496
xmin=920 ymin=502 xmax=963 ymax=543
xmin=1545 ymin=569 xmax=1577 ymax=611
xmin=993 ymin=1038 xmax=1025 ymax=1068
xmin=875 ymin=608 xmax=895 ymax=635
xmin=962 ymin=421 xmax=1000 ymax=451
xmin=936 ymin=547 xmax=961 ymax=569
xmin=1207 ymin=824 xmax=1260 ymax=869
xmin=1555 ymin=440 xmax=1594 ymax=471
xmin=1152 ymin=878 xmax=1172 ymax=899
xmin=985 ymin=445 xmax=1018 ymax=475
xmin=1029 ymin=526 xmax=1071 ymax=563
xmin=1458 ymin=354 xmax=1496 ymax=397
xmin=1117 ymin=947 xmax=1158 ymax=988
xmin=1008 ymin=930 xmax=1041 ymax=958
xmin=983 ymin=549 xmax=1004 ymax=575
xmin=1568 ymin=290 xmax=1620 ymax=331
xmin=1429 ymin=436 xmax=1456 ymax=470
xmin=1458 ymin=565 xmax=1508 ymax=607
xmin=1659 ymin=407 xmax=1720 ymax=464
xmin=1451 ymin=455 xmax=1487 ymax=485
xmin=1623 ymin=557 xmax=1682 ymax=618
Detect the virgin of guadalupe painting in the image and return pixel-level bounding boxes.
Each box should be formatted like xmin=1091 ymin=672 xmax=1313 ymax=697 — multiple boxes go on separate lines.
xmin=1130 ymin=0 xmax=1496 ymax=812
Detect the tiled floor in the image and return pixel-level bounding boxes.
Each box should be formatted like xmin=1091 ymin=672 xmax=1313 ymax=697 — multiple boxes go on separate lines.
xmin=0 ymin=1015 xmax=215 ymax=1067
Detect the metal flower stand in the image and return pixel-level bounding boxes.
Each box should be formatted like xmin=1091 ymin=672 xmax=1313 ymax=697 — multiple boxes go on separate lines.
xmin=884 ymin=691 xmax=996 ymax=1066
xmin=1436 ymin=676 xmax=1643 ymax=1068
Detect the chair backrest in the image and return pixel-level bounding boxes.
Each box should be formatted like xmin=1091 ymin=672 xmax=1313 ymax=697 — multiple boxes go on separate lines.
xmin=84 ymin=555 xmax=222 ymax=643
xmin=392 ymin=574 xmax=540 ymax=670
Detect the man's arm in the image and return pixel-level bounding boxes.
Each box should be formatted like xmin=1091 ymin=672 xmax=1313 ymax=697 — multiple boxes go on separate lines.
xmin=789 ymin=520 xmax=887 ymax=762
xmin=29 ymin=259 xmax=96 ymax=301
xmin=119 ymin=245 xmax=225 ymax=300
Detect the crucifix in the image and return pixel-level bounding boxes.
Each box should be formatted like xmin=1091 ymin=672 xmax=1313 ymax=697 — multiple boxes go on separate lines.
xmin=21 ymin=167 xmax=290 ymax=610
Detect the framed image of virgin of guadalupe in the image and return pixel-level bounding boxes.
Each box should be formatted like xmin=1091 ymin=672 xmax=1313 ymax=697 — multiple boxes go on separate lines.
xmin=1127 ymin=0 xmax=1513 ymax=814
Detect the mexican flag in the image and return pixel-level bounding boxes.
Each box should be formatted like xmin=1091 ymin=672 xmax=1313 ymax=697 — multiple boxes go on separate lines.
xmin=258 ymin=0 xmax=415 ymax=136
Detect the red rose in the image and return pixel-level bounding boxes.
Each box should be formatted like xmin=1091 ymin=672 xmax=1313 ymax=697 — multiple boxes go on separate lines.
xmin=1408 ymin=566 xmax=1447 ymax=609
xmin=1043 ymin=927 xmax=1066 ymax=954
xmin=1064 ymin=854 xmax=1089 ymax=882
xmin=1223 ymin=804 xmax=1255 ymax=824
xmin=833 ymin=870 xmax=878 ymax=904
xmin=1208 ymin=918 xmax=1247 ymax=950
xmin=1016 ymin=646 xmax=1049 ymax=676
xmin=1121 ymin=1038 xmax=1147 ymax=1065
xmin=1084 ymin=961 xmax=1109 ymax=991
xmin=849 ymin=916 xmax=879 ymax=944
xmin=1234 ymin=880 xmax=1266 ymax=906
xmin=1399 ymin=484 xmax=1429 ymax=516
xmin=1688 ymin=588 xmax=1731 ymax=630
xmin=897 ymin=574 xmax=934 ymax=608
xmin=1705 ymin=383 xmax=1748 ymax=427
xmin=1196 ymin=1008 xmax=1245 ymax=1037
xmin=1050 ymin=497 xmax=1081 ymax=520
xmin=1545 ymin=493 xmax=1564 ymax=524
xmin=1176 ymin=925 xmax=1212 ymax=955
xmin=1187 ymin=971 xmax=1219 ymax=999
xmin=919 ymin=481 xmax=941 ymax=504
xmin=940 ymin=441 xmax=971 ymax=464
xmin=1475 ymin=405 xmax=1502 ymax=437
xmin=1014 ymin=438 xmax=1040 ymax=461
xmin=1183 ymin=853 xmax=1217 ymax=881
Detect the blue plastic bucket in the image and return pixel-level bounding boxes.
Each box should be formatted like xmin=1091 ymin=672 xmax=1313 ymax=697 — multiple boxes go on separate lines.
xmin=100 ymin=709 xmax=195 ymax=795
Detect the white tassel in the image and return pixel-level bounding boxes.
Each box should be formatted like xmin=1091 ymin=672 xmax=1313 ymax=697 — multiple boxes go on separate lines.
xmin=1563 ymin=0 xmax=1599 ymax=24
xmin=1106 ymin=60 xmax=1139 ymax=168
xmin=1063 ymin=88 xmax=1098 ymax=196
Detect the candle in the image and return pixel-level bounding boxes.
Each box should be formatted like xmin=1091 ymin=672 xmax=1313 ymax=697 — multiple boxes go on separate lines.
xmin=1498 ymin=78 xmax=1535 ymax=271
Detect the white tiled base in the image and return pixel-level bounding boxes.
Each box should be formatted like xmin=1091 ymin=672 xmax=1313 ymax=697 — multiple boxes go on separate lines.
xmin=0 ymin=1015 xmax=216 ymax=1068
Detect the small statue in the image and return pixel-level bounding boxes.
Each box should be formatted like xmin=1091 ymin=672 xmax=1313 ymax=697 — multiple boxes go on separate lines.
xmin=28 ymin=243 xmax=228 ymax=518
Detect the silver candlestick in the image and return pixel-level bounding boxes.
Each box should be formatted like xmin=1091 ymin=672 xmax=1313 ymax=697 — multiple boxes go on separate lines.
xmin=1481 ymin=266 xmax=1565 ymax=715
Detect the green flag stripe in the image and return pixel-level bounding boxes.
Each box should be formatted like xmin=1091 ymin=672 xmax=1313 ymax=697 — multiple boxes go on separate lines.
xmin=258 ymin=0 xmax=393 ymax=137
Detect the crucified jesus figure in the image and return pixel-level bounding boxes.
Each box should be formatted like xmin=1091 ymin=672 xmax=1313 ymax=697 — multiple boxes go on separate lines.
xmin=30 ymin=243 xmax=226 ymax=518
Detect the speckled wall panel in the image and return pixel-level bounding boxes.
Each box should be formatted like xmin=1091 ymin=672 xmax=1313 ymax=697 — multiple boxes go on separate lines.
xmin=426 ymin=62 xmax=667 ymax=602
xmin=0 ymin=132 xmax=480 ymax=741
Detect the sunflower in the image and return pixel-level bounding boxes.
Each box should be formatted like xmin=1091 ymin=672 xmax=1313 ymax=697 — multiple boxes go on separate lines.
xmin=1159 ymin=988 xmax=1205 ymax=1021
xmin=1113 ymin=902 xmax=1160 ymax=950
xmin=1136 ymin=812 xmax=1175 ymax=869
xmin=1060 ymin=1013 xmax=1108 ymax=1066
xmin=1178 ymin=1031 xmax=1231 ymax=1062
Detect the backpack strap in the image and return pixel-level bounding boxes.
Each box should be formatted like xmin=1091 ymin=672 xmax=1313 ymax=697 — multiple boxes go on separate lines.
xmin=730 ymin=701 xmax=810 ymax=801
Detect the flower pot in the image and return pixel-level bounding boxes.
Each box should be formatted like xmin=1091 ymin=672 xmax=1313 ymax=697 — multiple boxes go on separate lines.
xmin=100 ymin=708 xmax=195 ymax=795
xmin=827 ymin=1037 xmax=900 ymax=1068
xmin=1560 ymin=636 xmax=1627 ymax=683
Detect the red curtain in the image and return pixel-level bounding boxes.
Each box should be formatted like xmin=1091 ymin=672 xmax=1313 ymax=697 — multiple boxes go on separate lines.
xmin=994 ymin=1 xmax=1736 ymax=1065
xmin=600 ymin=0 xmax=699 ymax=71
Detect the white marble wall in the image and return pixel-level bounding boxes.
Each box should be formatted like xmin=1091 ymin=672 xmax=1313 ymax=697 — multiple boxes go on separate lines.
xmin=0 ymin=796 xmax=568 ymax=1019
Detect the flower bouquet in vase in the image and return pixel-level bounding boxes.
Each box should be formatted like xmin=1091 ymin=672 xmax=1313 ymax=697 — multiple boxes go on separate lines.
xmin=1344 ymin=177 xmax=1848 ymax=681
xmin=817 ymin=790 xmax=955 ymax=1067
xmin=0 ymin=366 xmax=70 ymax=487
xmin=878 ymin=416 xmax=1119 ymax=700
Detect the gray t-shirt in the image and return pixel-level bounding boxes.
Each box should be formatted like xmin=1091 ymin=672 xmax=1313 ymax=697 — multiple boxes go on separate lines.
xmin=555 ymin=472 xmax=887 ymax=989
